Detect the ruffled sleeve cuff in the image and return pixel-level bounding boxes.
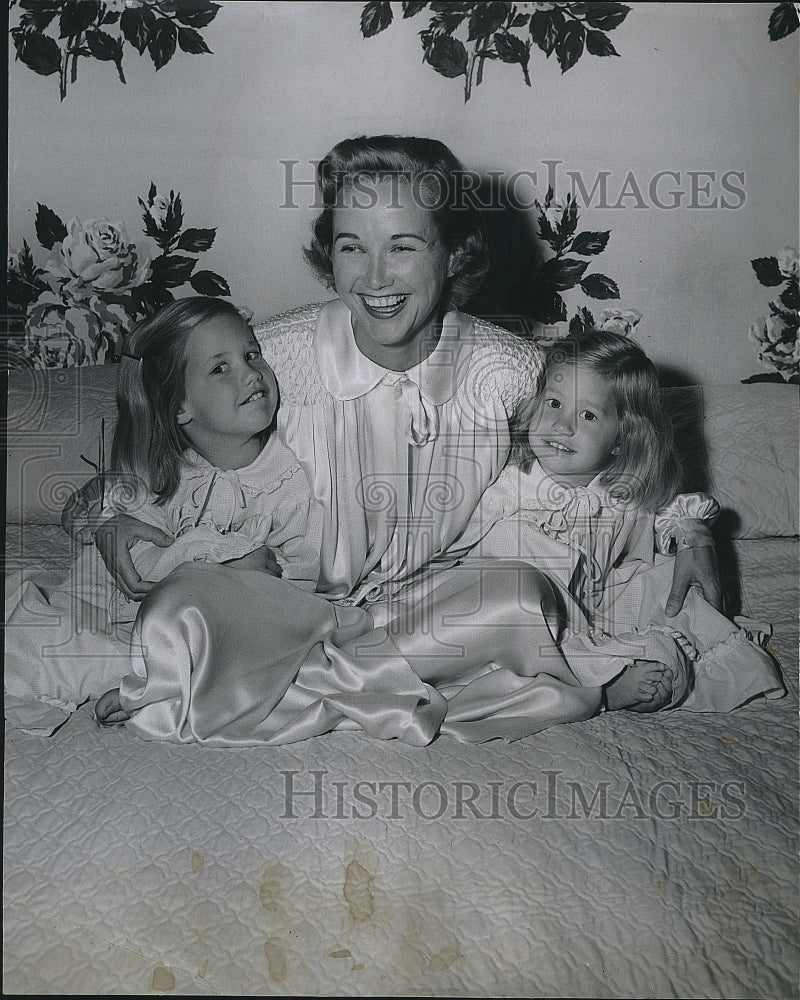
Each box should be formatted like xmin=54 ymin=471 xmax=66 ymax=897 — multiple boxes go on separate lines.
xmin=654 ymin=493 xmax=720 ymax=554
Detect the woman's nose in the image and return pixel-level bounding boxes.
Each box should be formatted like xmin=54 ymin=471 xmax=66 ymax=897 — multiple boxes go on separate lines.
xmin=366 ymin=253 xmax=391 ymax=288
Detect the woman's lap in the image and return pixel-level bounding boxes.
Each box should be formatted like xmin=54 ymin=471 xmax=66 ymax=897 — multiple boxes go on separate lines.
xmin=120 ymin=562 xmax=447 ymax=746
xmin=120 ymin=559 xmax=602 ymax=744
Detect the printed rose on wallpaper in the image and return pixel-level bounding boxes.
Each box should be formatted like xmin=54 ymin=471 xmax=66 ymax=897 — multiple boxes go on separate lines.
xmin=744 ymin=246 xmax=800 ymax=384
xmin=7 ymin=185 xmax=231 ymax=369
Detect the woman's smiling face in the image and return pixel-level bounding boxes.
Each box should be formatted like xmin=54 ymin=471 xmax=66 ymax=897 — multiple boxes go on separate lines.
xmin=331 ymin=177 xmax=454 ymax=370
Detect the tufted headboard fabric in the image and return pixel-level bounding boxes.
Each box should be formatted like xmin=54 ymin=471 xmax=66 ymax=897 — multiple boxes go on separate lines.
xmin=6 ymin=366 xmax=799 ymax=539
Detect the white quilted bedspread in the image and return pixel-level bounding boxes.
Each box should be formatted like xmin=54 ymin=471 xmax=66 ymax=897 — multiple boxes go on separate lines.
xmin=4 ymin=531 xmax=798 ymax=997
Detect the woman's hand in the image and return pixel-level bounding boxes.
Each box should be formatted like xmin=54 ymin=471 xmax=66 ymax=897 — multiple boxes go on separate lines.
xmin=665 ymin=544 xmax=723 ymax=617
xmin=60 ymin=475 xmax=103 ymax=538
xmin=94 ymin=514 xmax=173 ymax=601
xmin=224 ymin=545 xmax=283 ymax=576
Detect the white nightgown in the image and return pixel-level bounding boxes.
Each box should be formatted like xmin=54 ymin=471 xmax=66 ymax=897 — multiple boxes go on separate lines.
xmin=116 ymin=302 xmax=604 ymax=744
xmin=4 ymin=437 xmax=312 ymax=728
xmin=6 ymin=435 xmax=449 ymax=745
xmin=452 ymin=459 xmax=785 ymax=713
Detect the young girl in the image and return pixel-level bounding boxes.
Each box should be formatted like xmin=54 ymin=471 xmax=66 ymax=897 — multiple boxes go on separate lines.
xmin=453 ymin=328 xmax=784 ymax=718
xmin=6 ymin=297 xmax=447 ymax=745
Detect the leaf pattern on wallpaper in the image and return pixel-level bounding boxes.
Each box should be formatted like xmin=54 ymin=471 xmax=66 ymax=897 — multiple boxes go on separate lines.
xmin=360 ymin=2 xmax=631 ymax=102
xmin=9 ymin=0 xmax=220 ymax=101
xmin=6 ymin=185 xmax=232 ymax=369
xmin=767 ymin=2 xmax=799 ymax=41
xmin=465 ymin=186 xmax=626 ymax=342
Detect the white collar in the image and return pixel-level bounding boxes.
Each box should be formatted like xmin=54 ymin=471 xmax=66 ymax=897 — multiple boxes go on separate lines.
xmin=521 ymin=459 xmax=622 ymax=512
xmin=182 ymin=434 xmax=296 ymax=487
xmin=313 ymin=298 xmax=475 ymax=404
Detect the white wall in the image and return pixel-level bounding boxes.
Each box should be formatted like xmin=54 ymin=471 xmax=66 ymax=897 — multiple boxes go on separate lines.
xmin=8 ymin=2 xmax=798 ymax=383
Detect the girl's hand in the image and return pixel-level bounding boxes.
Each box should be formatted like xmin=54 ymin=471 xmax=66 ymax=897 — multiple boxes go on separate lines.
xmin=94 ymin=514 xmax=173 ymax=601
xmin=665 ymin=545 xmax=723 ymax=617
xmin=224 ymin=545 xmax=283 ymax=576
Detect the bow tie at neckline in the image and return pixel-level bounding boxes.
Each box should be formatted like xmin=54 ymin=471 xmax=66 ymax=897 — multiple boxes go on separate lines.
xmin=380 ymin=370 xmax=440 ymax=447
xmin=188 ymin=467 xmax=248 ymax=531
xmin=534 ymin=480 xmax=603 ymax=517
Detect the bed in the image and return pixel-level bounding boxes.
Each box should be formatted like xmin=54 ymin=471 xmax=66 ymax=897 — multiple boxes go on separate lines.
xmin=4 ymin=360 xmax=798 ymax=997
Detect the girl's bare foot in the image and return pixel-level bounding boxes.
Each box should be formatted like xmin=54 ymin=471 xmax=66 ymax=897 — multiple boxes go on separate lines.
xmin=95 ymin=688 xmax=130 ymax=726
xmin=604 ymin=660 xmax=673 ymax=713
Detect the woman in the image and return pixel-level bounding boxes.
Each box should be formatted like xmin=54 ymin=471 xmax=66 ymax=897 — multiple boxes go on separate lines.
xmin=65 ymin=135 xmax=720 ymax=741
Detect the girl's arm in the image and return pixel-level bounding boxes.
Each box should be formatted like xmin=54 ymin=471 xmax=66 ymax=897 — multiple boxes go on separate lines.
xmin=129 ymin=524 xmax=272 ymax=583
xmin=86 ymin=490 xmax=281 ymax=592
xmin=258 ymin=498 xmax=323 ymax=592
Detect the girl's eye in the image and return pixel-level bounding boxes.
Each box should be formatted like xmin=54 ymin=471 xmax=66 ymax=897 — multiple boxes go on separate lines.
xmin=245 ymin=350 xmax=261 ymax=361
xmin=546 ymin=398 xmax=561 ymax=409
xmin=210 ymin=363 xmax=229 ymax=375
xmin=581 ymin=410 xmax=596 ymax=422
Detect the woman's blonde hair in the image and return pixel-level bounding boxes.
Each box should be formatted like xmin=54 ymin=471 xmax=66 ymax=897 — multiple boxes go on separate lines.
xmin=512 ymin=328 xmax=683 ymax=510
xmin=111 ymin=297 xmax=259 ymax=504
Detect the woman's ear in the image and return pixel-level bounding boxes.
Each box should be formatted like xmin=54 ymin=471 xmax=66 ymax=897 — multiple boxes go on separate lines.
xmin=446 ymin=249 xmax=463 ymax=279
xmin=176 ymin=406 xmax=192 ymax=426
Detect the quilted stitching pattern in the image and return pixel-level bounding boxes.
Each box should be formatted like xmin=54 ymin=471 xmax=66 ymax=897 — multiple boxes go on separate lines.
xmin=4 ymin=689 xmax=797 ymax=996
xmin=254 ymin=304 xmax=330 ymax=406
xmin=5 ymin=369 xmax=798 ymax=997
xmin=6 ymin=367 xmax=119 ymax=524
xmin=664 ymin=385 xmax=799 ymax=540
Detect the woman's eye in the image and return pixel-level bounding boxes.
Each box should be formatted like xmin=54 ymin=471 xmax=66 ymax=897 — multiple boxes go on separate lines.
xmin=338 ymin=244 xmax=363 ymax=254
xmin=245 ymin=350 xmax=261 ymax=361
xmin=546 ymin=398 xmax=561 ymax=409
xmin=210 ymin=363 xmax=229 ymax=375
xmin=391 ymin=245 xmax=415 ymax=253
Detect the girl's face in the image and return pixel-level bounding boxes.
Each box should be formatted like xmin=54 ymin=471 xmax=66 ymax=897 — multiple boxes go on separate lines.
xmin=331 ymin=177 xmax=454 ymax=370
xmin=528 ymin=361 xmax=620 ymax=486
xmin=177 ymin=313 xmax=278 ymax=457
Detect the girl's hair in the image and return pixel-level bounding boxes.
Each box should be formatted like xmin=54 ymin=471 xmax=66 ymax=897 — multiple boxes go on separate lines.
xmin=111 ymin=296 xmax=257 ymax=505
xmin=304 ymin=134 xmax=490 ymax=308
xmin=512 ymin=328 xmax=683 ymax=510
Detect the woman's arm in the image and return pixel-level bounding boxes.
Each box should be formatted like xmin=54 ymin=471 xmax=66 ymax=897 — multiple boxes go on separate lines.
xmin=655 ymin=494 xmax=723 ymax=616
xmin=60 ymin=474 xmax=173 ymax=598
xmin=665 ymin=544 xmax=722 ymax=617
xmin=94 ymin=514 xmax=174 ymax=599
xmin=72 ymin=478 xmax=282 ymax=599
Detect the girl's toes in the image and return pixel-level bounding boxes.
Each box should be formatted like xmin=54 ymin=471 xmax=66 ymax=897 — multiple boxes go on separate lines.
xmin=95 ymin=689 xmax=129 ymax=726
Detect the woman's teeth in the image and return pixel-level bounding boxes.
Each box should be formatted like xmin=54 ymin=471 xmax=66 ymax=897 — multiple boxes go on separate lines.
xmin=362 ymin=294 xmax=406 ymax=307
xmin=359 ymin=294 xmax=408 ymax=315
xmin=243 ymin=390 xmax=266 ymax=404
xmin=545 ymin=439 xmax=573 ymax=452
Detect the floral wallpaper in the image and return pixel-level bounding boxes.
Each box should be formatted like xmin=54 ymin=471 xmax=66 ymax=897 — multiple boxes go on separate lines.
xmin=746 ymin=248 xmax=800 ymax=384
xmin=361 ymin=1 xmax=631 ymax=103
xmin=10 ymin=0 xmax=220 ymax=101
xmin=7 ymin=2 xmax=799 ymax=380
xmin=7 ymin=187 xmax=230 ymax=369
